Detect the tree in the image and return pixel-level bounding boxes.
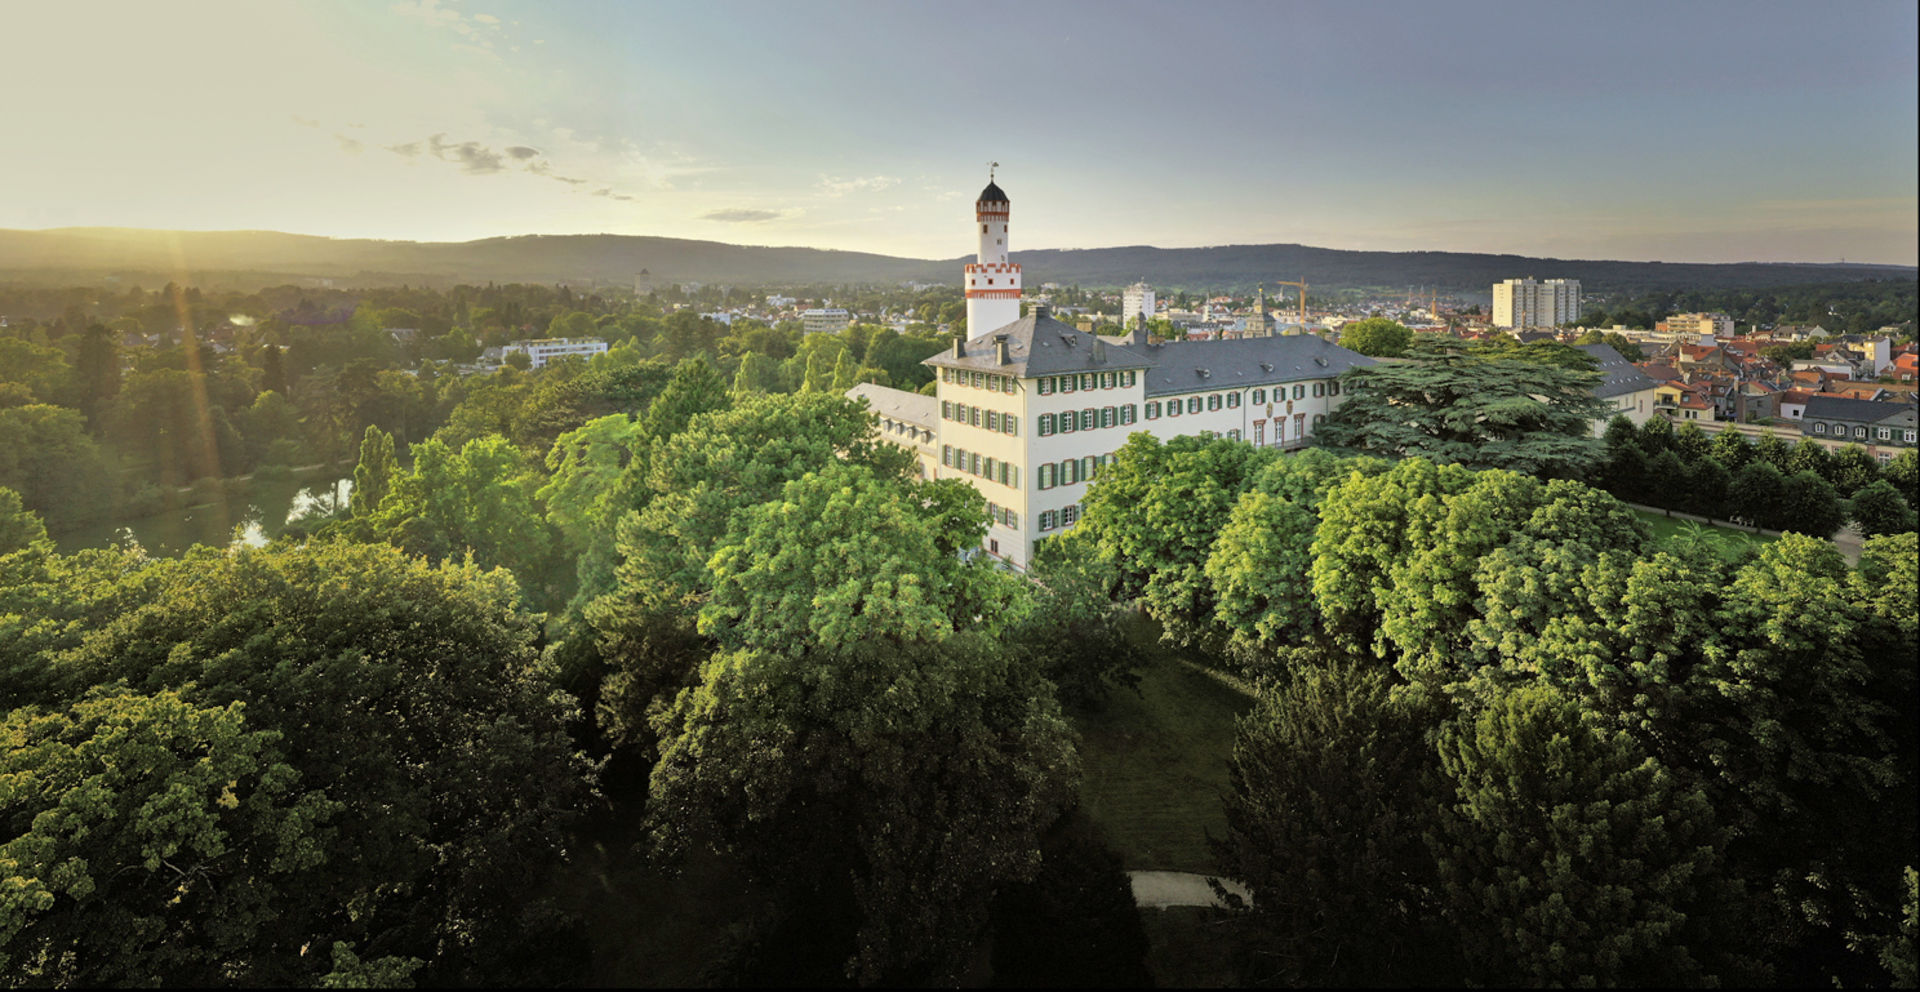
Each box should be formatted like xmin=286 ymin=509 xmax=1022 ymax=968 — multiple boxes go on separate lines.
xmin=1787 ymin=437 xmax=1833 ymax=480
xmin=1828 ymin=444 xmax=1882 ymax=497
xmin=15 ymin=542 xmax=594 ymax=985
xmin=731 ymin=352 xmax=784 ymax=395
xmin=1851 ymin=478 xmax=1918 ymax=536
xmin=1316 ymin=353 xmax=1605 ymax=478
xmin=364 ymin=435 xmax=560 ymax=603
xmin=1778 ymin=468 xmax=1846 ymax=536
xmin=0 ymin=404 xmax=116 ymax=531
xmin=640 ymin=357 xmax=730 ymax=440
xmin=350 ymin=425 xmax=397 ymax=517
xmin=502 ymin=349 xmax=532 ymax=371
xmin=1310 ymin=457 xmax=1476 ymax=658
xmin=1205 ymin=489 xmax=1318 ymax=667
xmin=1887 ymin=448 xmax=1919 ymax=503
xmin=1430 ymin=685 xmax=1744 ymax=986
xmin=259 ymin=344 xmax=288 ymax=397
xmin=1214 ymin=660 xmax=1452 ymax=985
xmin=1731 ymin=461 xmax=1787 ymax=529
xmin=1672 ymin=421 xmax=1713 ymax=463
xmin=1638 ymin=413 xmax=1675 ymax=456
xmin=1685 ymin=456 xmax=1733 ymax=518
xmin=1336 ymin=317 xmax=1413 ymax=357
xmin=74 ymin=324 xmax=121 ymax=430
xmin=0 ymin=486 xmax=49 ymax=555
xmin=1015 ymin=532 xmax=1143 ymax=708
xmin=1753 ymin=432 xmax=1792 ymax=473
xmin=1709 ymin=426 xmax=1753 ymax=472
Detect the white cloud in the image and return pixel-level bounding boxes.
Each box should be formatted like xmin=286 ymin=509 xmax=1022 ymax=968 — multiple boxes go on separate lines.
xmin=818 ymin=175 xmax=901 ymax=197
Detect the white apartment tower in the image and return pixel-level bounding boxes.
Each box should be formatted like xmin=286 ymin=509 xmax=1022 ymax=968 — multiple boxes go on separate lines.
xmin=1122 ymin=281 xmax=1156 ymax=330
xmin=963 ymin=175 xmax=1022 ymax=339
xmin=1492 ymin=277 xmax=1581 ymax=329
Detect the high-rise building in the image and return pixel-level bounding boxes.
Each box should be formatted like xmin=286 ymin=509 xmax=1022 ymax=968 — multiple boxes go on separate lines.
xmin=1492 ymin=278 xmax=1581 ymax=328
xmin=1122 ymin=281 xmax=1156 ymax=330
xmin=963 ymin=176 xmax=1021 ymax=339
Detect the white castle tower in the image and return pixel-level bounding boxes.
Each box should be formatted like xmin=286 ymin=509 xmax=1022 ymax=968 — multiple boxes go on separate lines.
xmin=963 ymin=169 xmax=1021 ymax=339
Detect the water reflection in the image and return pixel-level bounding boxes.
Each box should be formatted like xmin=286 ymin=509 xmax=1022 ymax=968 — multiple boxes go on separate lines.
xmin=53 ymin=476 xmax=354 ymax=558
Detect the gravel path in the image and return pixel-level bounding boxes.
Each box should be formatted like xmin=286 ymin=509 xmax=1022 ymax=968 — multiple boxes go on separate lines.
xmin=1127 ymin=870 xmax=1250 ymax=909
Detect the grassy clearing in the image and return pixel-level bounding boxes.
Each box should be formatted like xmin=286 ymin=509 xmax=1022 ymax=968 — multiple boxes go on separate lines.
xmin=1138 ymin=906 xmax=1242 ymax=987
xmin=1071 ymin=614 xmax=1253 ymax=874
xmin=1631 ymin=507 xmax=1778 ymax=560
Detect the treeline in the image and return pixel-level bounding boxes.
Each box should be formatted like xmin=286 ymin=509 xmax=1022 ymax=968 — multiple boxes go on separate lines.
xmin=0 ymin=279 xmax=950 ymax=533
xmin=1580 ymin=277 xmax=1916 ymax=336
xmin=1070 ymin=435 xmax=1917 ymax=986
xmin=1594 ymin=416 xmax=1919 ymax=537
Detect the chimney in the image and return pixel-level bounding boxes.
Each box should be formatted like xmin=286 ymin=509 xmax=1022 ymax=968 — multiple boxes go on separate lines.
xmin=995 ymin=334 xmax=1010 ymax=365
xmin=953 ymin=335 xmax=966 ymax=359
xmin=1032 ymin=303 xmax=1051 ymax=320
xmin=1131 ymin=313 xmax=1148 ymax=348
xmin=1092 ymin=337 xmax=1107 ymax=363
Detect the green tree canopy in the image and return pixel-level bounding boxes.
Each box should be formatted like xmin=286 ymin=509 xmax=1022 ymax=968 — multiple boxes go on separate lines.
xmin=1336 ymin=317 xmax=1414 ymax=357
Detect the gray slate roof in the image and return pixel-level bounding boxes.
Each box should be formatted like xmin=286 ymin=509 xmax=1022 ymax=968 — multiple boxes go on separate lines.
xmin=1575 ymin=343 xmax=1661 ymax=399
xmin=846 ymin=381 xmax=937 ymax=430
xmin=1139 ymin=334 xmax=1375 ymax=397
xmin=924 ymin=313 xmax=1155 ymax=377
xmin=1801 ymin=394 xmax=1917 ymax=427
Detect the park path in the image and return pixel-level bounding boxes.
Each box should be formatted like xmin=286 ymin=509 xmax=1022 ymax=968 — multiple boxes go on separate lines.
xmin=1127 ymin=870 xmax=1249 ymax=909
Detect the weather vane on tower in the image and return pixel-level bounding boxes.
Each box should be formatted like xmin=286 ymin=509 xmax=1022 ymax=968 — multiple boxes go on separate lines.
xmin=990 ymin=161 xmax=998 ymax=181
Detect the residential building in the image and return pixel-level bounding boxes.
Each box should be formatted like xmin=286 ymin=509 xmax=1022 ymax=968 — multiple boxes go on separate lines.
xmin=1577 ymin=343 xmax=1659 ymax=434
xmin=1656 ymin=312 xmax=1735 ymax=339
xmin=802 ymin=308 xmax=851 ymax=335
xmin=1492 ymin=277 xmax=1580 ymax=329
xmin=504 ymin=337 xmax=608 ymax=368
xmin=1801 ymin=395 xmax=1919 ymax=453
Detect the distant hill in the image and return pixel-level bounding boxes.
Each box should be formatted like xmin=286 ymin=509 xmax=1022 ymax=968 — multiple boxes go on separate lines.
xmin=0 ymin=227 xmax=1909 ymax=294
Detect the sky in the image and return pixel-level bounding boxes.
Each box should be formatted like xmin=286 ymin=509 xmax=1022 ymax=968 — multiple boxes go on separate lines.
xmin=4 ymin=0 xmax=1916 ymax=265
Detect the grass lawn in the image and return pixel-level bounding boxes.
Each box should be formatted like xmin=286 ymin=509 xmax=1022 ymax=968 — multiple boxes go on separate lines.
xmin=1138 ymin=907 xmax=1242 ymax=987
xmin=1632 ymin=507 xmax=1779 ymax=560
xmin=1071 ymin=613 xmax=1254 ymax=874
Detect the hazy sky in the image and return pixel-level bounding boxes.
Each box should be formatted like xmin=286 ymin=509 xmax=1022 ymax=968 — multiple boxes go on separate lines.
xmin=5 ymin=0 xmax=1915 ymax=264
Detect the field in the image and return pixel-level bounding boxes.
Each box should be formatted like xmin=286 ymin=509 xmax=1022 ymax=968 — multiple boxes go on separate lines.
xmin=1631 ymin=507 xmax=1780 ymax=559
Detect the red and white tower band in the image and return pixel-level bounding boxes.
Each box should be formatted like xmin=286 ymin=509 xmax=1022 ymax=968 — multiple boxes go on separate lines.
xmin=963 ymin=170 xmax=1022 ymax=339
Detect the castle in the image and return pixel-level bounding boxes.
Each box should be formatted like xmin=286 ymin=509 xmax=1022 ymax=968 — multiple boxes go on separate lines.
xmin=849 ymin=176 xmax=1376 ymax=568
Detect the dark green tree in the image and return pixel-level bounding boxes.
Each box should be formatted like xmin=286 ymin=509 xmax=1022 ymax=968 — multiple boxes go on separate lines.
xmin=349 ymin=424 xmax=397 ymax=517
xmin=1851 ymin=478 xmax=1918 ymax=536
xmin=1778 ymin=468 xmax=1846 ymax=536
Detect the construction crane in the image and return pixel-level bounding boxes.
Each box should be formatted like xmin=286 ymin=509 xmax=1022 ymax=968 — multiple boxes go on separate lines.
xmin=1275 ymin=280 xmax=1308 ymax=331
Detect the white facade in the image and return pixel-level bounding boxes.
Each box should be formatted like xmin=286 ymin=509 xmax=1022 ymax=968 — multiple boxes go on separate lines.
xmin=964 ymin=180 xmax=1022 ymax=339
xmin=1492 ymin=277 xmax=1581 ymax=329
xmin=1121 ymin=282 xmax=1156 ymax=329
xmin=802 ymin=308 xmax=851 ymax=335
xmin=506 ymin=337 xmax=608 ymax=368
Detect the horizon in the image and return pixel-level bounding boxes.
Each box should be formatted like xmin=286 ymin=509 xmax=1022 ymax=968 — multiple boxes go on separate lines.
xmin=4 ymin=0 xmax=1916 ymax=266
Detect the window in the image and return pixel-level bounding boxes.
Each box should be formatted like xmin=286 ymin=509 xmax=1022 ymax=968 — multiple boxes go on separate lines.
xmin=1038 ymin=463 xmax=1055 ymax=489
xmin=984 ymin=457 xmax=997 ymax=480
xmin=1188 ymin=396 xmax=1202 ymax=414
xmin=1878 ymin=427 xmax=1891 ymax=440
xmin=1122 ymin=371 xmax=1136 ymax=387
xmin=1293 ymin=385 xmax=1306 ymax=400
xmin=1007 ymin=510 xmax=1018 ymax=529
xmin=1146 ymin=401 xmax=1160 ymax=419
xmin=1100 ymin=406 xmax=1115 ymax=428
xmin=1060 ymin=410 xmax=1076 ymax=433
xmin=970 ymin=407 xmax=982 ymax=427
xmin=1815 ymin=422 xmax=1827 ymax=434
xmin=1227 ymin=392 xmax=1240 ymax=408
xmin=1101 ymin=372 xmax=1116 ymax=389
xmin=1905 ymin=429 xmax=1916 ymax=443
xmin=970 ymin=371 xmax=982 ymax=388
xmin=941 ymin=445 xmax=953 ymax=467
xmin=1005 ymin=416 xmax=1017 ymax=436
xmin=1167 ymin=400 xmax=1181 ymax=417
xmin=1060 ymin=375 xmax=1075 ymax=394
xmin=1061 ymin=459 xmax=1077 ymax=486
xmin=1252 ymin=388 xmax=1266 ymax=404
xmin=1228 ymin=429 xmax=1241 ymax=441
xmin=1208 ymin=393 xmax=1222 ymax=411
xmin=1061 ymin=504 xmax=1079 ymax=527
xmin=1038 ymin=377 xmax=1053 ymax=395
xmin=986 ymin=410 xmax=999 ymax=432
xmin=1856 ymin=426 xmax=1868 ymax=438
xmin=1313 ymin=382 xmax=1325 ymax=397
xmin=1040 ymin=509 xmax=1057 ymax=531
xmin=1081 ymin=373 xmax=1096 ymax=391
xmin=1312 ymin=413 xmax=1325 ymax=428
xmin=998 ymin=462 xmax=1010 ymax=485
xmin=968 ymin=452 xmax=981 ymax=475
xmin=1080 ymin=455 xmax=1096 ymax=480
xmin=1120 ymin=404 xmax=1136 ymax=425
xmin=1330 ymin=382 xmax=1341 ymax=397
xmin=1039 ymin=413 xmax=1055 ymax=436
xmin=942 ymin=401 xmax=952 ymax=420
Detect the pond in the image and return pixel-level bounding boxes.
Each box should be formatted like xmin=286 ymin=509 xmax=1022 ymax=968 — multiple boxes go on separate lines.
xmin=52 ymin=474 xmax=354 ymax=558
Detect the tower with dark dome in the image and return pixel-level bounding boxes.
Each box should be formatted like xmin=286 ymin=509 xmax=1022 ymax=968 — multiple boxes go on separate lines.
xmin=963 ymin=167 xmax=1022 ymax=339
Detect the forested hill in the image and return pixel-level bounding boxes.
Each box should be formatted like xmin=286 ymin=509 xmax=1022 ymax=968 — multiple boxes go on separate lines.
xmin=0 ymin=226 xmax=1910 ymax=293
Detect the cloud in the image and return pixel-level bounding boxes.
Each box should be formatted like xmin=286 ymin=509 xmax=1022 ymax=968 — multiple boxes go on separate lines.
xmin=428 ymin=132 xmax=503 ymax=173
xmin=333 ymin=133 xmax=364 ymax=154
xmin=386 ymin=140 xmax=423 ymax=157
xmin=291 ymin=115 xmax=321 ymax=129
xmin=818 ymin=174 xmax=900 ymax=197
xmin=504 ymin=145 xmax=540 ymax=160
xmin=702 ymin=208 xmax=784 ymax=222
xmin=593 ymin=188 xmax=635 ymax=202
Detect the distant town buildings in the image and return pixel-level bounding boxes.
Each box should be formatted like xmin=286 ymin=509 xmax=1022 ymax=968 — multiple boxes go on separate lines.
xmin=802 ymin=308 xmax=851 ymax=335
xmin=504 ymin=337 xmax=608 ymax=368
xmin=1492 ymin=277 xmax=1581 ymax=329
xmin=1656 ymin=312 xmax=1735 ymax=340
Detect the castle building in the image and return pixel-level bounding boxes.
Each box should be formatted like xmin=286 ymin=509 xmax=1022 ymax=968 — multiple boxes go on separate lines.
xmin=963 ymin=175 xmax=1021 ymax=339
xmin=850 ymin=177 xmax=1376 ymax=568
